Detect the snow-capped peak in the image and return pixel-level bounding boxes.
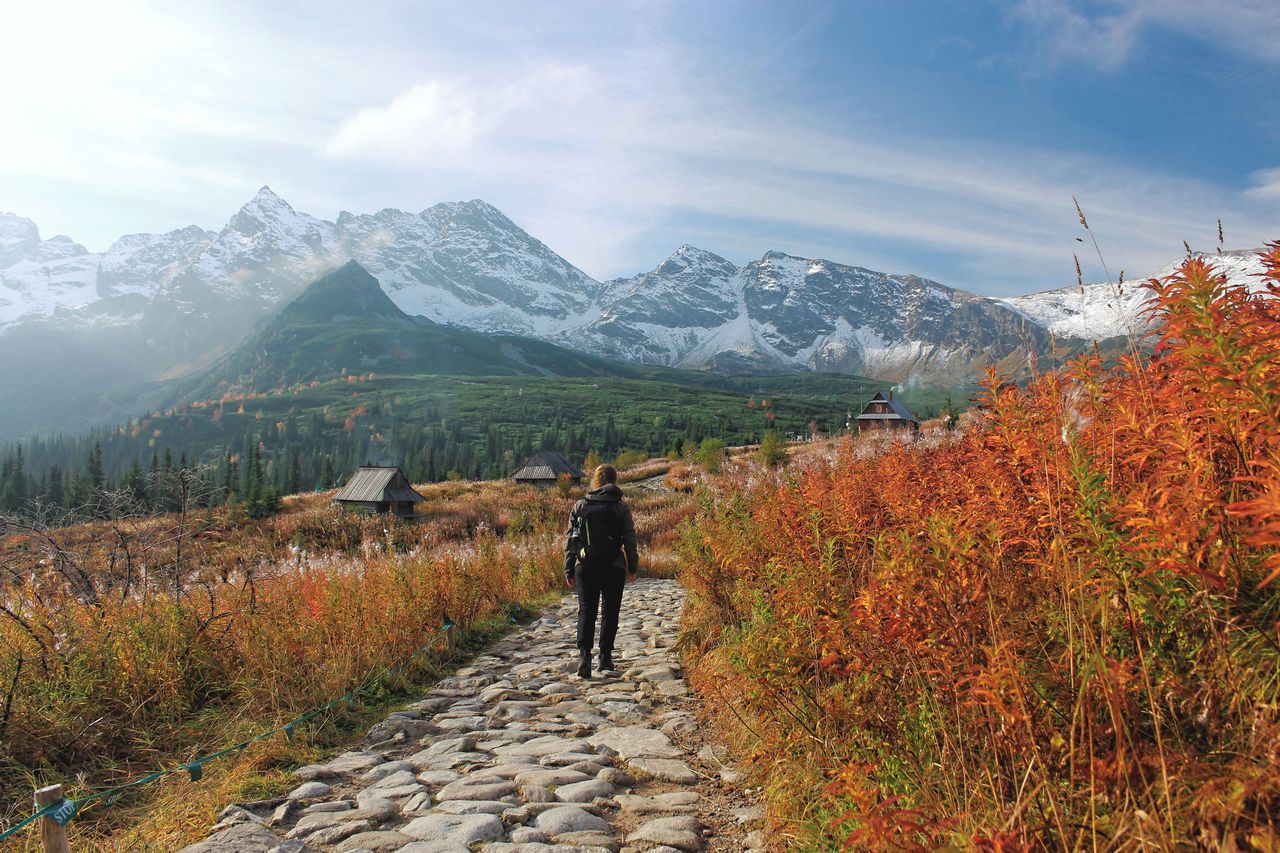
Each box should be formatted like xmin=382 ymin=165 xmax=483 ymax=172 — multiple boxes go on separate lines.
xmin=0 ymin=212 xmax=40 ymax=248
xmin=654 ymin=245 xmax=738 ymax=277
xmin=227 ymin=185 xmax=310 ymax=233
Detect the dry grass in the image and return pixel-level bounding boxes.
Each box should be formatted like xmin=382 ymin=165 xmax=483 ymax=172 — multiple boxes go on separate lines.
xmin=0 ymin=472 xmax=694 ymax=846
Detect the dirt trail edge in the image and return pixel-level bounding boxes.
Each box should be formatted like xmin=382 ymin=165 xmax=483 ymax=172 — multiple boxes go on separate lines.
xmin=179 ymin=578 xmax=764 ymax=853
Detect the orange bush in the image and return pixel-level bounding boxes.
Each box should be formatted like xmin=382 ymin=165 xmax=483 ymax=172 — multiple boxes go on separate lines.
xmin=680 ymin=245 xmax=1280 ymax=849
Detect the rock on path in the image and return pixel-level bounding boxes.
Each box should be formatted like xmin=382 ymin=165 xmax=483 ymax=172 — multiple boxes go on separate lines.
xmin=179 ymin=579 xmax=762 ymax=853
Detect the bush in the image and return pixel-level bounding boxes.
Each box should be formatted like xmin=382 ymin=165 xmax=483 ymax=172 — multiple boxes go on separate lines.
xmin=680 ymin=245 xmax=1280 ymax=849
xmin=695 ymin=437 xmax=726 ymax=474
xmin=756 ymin=430 xmax=788 ymax=468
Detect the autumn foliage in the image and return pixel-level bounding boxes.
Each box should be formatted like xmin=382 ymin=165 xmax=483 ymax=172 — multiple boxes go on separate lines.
xmin=0 ymin=473 xmax=690 ymax=846
xmin=680 ymin=245 xmax=1280 ymax=849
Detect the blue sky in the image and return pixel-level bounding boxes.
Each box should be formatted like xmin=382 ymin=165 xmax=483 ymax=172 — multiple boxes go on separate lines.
xmin=3 ymin=0 xmax=1277 ymax=295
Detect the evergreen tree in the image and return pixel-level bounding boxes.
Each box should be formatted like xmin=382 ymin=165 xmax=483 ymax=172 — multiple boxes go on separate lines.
xmin=122 ymin=458 xmax=149 ymax=507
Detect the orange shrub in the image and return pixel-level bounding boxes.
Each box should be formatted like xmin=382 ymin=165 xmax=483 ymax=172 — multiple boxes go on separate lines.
xmin=680 ymin=245 xmax=1280 ymax=849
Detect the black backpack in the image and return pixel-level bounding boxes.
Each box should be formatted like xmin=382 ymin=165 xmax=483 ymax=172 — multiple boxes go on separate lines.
xmin=573 ymin=500 xmax=624 ymax=570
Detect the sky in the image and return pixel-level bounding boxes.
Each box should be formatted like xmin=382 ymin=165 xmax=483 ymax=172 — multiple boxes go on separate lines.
xmin=2 ymin=0 xmax=1277 ymax=296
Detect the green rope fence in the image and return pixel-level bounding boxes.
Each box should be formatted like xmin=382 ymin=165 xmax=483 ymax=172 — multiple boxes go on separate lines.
xmin=0 ymin=618 xmax=456 ymax=844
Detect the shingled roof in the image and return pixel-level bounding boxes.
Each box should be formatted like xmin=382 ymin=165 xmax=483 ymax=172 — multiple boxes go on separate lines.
xmin=856 ymin=391 xmax=920 ymax=424
xmin=512 ymin=451 xmax=584 ymax=482
xmin=334 ymin=466 xmax=426 ymax=503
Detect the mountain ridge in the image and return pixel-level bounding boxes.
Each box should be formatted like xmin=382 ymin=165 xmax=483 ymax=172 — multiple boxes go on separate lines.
xmin=0 ymin=188 xmax=1267 ymax=439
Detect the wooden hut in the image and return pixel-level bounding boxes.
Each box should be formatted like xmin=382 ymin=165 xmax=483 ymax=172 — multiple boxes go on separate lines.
xmin=333 ymin=466 xmax=426 ymax=517
xmin=855 ymin=390 xmax=920 ymax=433
xmin=512 ymin=451 xmax=584 ymax=488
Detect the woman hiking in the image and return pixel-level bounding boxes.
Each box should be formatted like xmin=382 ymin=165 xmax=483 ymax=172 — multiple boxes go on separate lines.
xmin=564 ymin=464 xmax=639 ymax=678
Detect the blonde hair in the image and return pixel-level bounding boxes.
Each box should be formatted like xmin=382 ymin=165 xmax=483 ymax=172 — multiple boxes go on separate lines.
xmin=591 ymin=464 xmax=618 ymax=489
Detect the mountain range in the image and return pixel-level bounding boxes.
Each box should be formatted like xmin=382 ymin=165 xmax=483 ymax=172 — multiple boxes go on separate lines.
xmin=0 ymin=187 xmax=1267 ymax=439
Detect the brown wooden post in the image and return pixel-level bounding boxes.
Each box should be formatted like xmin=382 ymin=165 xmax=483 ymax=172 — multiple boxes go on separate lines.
xmin=34 ymin=784 xmax=70 ymax=853
xmin=445 ymin=623 xmax=457 ymax=654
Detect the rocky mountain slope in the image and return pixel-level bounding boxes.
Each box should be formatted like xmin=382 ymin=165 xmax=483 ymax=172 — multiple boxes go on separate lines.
xmin=999 ymin=249 xmax=1269 ymax=340
xmin=0 ymin=188 xmax=1266 ymax=438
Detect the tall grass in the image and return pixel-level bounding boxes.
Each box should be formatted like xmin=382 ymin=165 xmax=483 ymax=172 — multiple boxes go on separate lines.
xmin=0 ymin=481 xmax=562 ymax=844
xmin=679 ymin=245 xmax=1280 ymax=849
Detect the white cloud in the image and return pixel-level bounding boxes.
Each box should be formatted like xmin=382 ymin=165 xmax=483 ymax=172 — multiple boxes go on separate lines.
xmin=322 ymin=65 xmax=594 ymax=164
xmin=2 ymin=0 xmax=1274 ymax=296
xmin=1009 ymin=0 xmax=1280 ymax=69
xmin=323 ymin=82 xmax=479 ymax=161
xmin=1246 ymin=167 xmax=1280 ymax=201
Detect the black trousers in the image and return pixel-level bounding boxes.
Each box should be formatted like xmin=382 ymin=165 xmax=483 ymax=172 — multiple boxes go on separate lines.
xmin=575 ymin=566 xmax=626 ymax=653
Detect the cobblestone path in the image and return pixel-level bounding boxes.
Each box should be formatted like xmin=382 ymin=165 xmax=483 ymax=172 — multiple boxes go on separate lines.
xmin=179 ymin=579 xmax=763 ymax=853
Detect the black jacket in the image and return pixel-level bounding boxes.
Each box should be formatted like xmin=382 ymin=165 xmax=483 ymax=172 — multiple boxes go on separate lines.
xmin=564 ymin=484 xmax=639 ymax=578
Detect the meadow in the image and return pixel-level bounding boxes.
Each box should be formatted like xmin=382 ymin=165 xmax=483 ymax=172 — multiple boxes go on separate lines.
xmin=0 ymin=465 xmax=695 ymax=849
xmin=678 ymin=246 xmax=1280 ymax=848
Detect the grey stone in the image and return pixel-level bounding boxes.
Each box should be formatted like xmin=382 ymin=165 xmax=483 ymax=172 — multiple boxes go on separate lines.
xmin=627 ymin=758 xmax=699 ymax=784
xmin=400 ymin=813 xmax=505 ymax=844
xmin=414 ymin=769 xmax=462 ymax=787
xmin=366 ymin=715 xmax=437 ymax=744
xmin=534 ymin=805 xmax=611 ymax=837
xmin=614 ymin=792 xmax=700 ymax=815
xmin=392 ymin=842 xmax=472 ymax=853
xmin=368 ymin=770 xmax=418 ymax=789
xmin=552 ymin=831 xmax=620 ymax=848
xmin=325 ymin=751 xmax=386 ymax=774
xmin=403 ymin=791 xmax=432 ymax=813
xmin=555 ymin=779 xmax=614 ymax=803
xmin=434 ymin=799 xmax=512 ymax=814
xmin=521 ymin=784 xmax=557 ymax=803
xmin=303 ymin=819 xmax=371 ymax=846
xmin=587 ymin=726 xmax=680 ymax=759
xmin=539 ymin=751 xmax=603 ymax=767
xmin=493 ymin=735 xmax=592 ymax=758
xmin=509 ymin=826 xmax=551 ymax=843
xmin=597 ymin=768 xmax=636 ymax=787
xmin=514 ymin=768 xmax=591 ymax=788
xmin=361 ymin=761 xmax=417 ymax=784
xmin=349 ymin=795 xmax=400 ymax=822
xmin=266 ymin=842 xmax=308 ymax=853
xmin=434 ymin=779 xmax=517 ymax=801
xmin=176 ymin=822 xmax=283 ymax=853
xmin=287 ymin=781 xmax=332 ymax=800
xmin=628 ymin=816 xmax=704 ymax=851
xmin=287 ymin=812 xmax=343 ymax=838
xmin=292 ymin=764 xmax=341 ymax=782
xmin=303 ymin=801 xmax=354 ymax=814
xmin=269 ymin=800 xmax=298 ymax=827
xmin=335 ymin=830 xmax=412 ymax=852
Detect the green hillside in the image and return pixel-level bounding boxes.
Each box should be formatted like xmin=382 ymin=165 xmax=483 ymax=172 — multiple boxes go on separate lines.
xmin=0 ymin=262 xmax=966 ymax=510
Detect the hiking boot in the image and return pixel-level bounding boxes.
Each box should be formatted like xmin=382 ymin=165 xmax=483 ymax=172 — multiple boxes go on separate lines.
xmin=600 ymin=650 xmax=616 ymax=673
xmin=576 ymin=652 xmax=592 ymax=679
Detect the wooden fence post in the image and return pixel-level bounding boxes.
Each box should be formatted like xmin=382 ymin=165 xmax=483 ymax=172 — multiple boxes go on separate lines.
xmin=445 ymin=623 xmax=457 ymax=654
xmin=34 ymin=784 xmax=70 ymax=853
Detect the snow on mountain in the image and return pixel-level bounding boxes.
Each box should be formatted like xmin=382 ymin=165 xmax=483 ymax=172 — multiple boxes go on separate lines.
xmin=0 ymin=215 xmax=99 ymax=326
xmin=0 ymin=188 xmax=1271 ymax=396
xmin=339 ymin=199 xmax=600 ymax=336
xmin=1001 ymin=249 xmax=1268 ymax=340
xmin=172 ymin=186 xmax=342 ymax=311
xmin=98 ymin=226 xmax=217 ymax=299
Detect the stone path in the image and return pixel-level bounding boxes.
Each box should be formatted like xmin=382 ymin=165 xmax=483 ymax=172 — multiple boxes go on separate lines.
xmin=180 ymin=579 xmax=763 ymax=853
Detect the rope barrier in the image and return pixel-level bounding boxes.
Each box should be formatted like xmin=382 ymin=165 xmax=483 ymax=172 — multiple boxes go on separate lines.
xmin=0 ymin=618 xmax=456 ymax=843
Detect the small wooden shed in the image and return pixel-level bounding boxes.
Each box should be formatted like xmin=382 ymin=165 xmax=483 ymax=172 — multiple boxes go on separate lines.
xmin=512 ymin=451 xmax=584 ymax=488
xmin=333 ymin=466 xmax=426 ymax=517
xmin=856 ymin=390 xmax=920 ymax=433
